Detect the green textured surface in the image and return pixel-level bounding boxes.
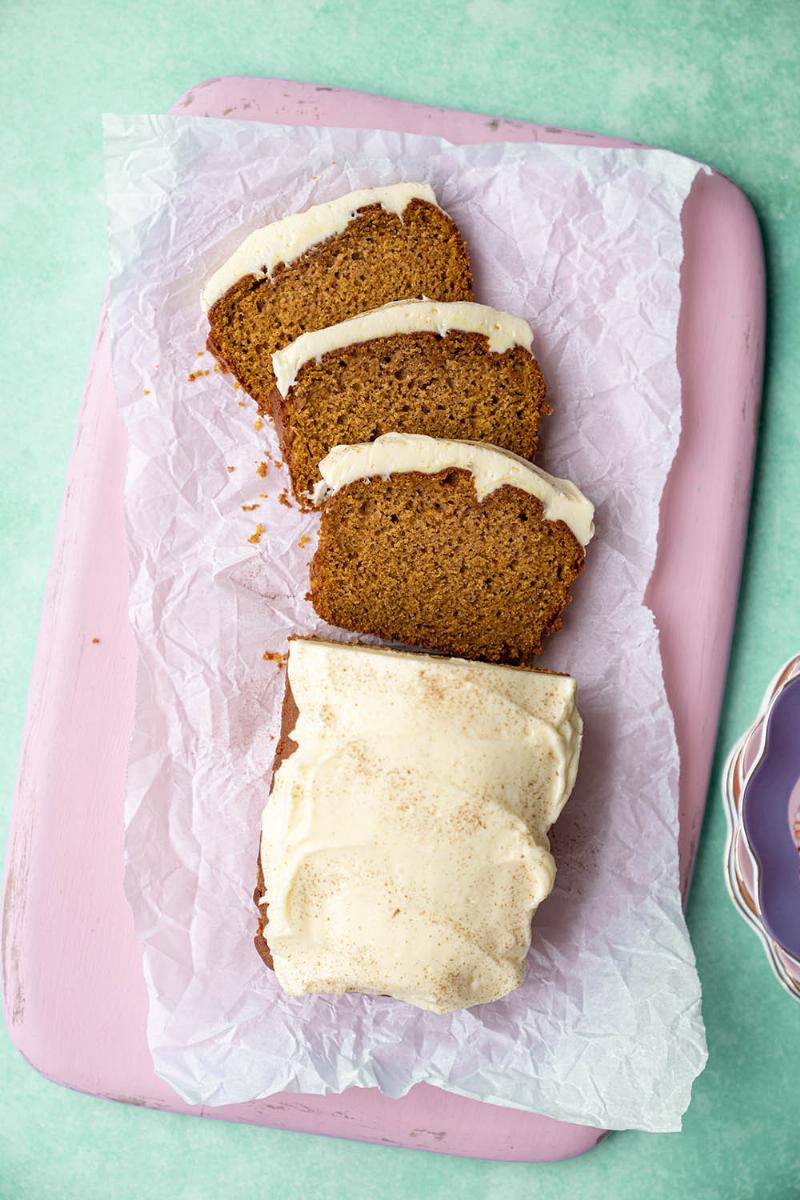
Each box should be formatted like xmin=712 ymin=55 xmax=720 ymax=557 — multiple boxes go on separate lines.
xmin=1 ymin=1 xmax=799 ymax=1197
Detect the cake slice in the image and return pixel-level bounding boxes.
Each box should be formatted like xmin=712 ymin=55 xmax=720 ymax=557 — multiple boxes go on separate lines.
xmin=256 ymin=637 xmax=583 ymax=1013
xmin=203 ymin=183 xmax=473 ymax=409
xmin=309 ymin=433 xmax=594 ymax=664
xmin=271 ymin=299 xmax=549 ymax=506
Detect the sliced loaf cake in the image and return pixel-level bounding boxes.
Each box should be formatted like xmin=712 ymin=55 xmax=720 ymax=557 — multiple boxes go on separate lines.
xmin=309 ymin=433 xmax=594 ymax=664
xmin=271 ymin=300 xmax=549 ymax=506
xmin=203 ymin=184 xmax=473 ymax=409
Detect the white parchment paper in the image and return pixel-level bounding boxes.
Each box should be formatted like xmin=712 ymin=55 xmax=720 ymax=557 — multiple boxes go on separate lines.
xmin=104 ymin=114 xmax=707 ymax=1131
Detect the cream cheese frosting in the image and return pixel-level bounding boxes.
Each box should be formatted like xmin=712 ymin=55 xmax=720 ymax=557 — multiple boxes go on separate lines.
xmin=313 ymin=433 xmax=595 ymax=547
xmin=260 ymin=639 xmax=582 ymax=1013
xmin=202 ymin=183 xmax=439 ymax=313
xmin=271 ymin=300 xmax=534 ymax=397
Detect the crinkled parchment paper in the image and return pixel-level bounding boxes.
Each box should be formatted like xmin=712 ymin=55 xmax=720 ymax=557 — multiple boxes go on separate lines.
xmin=104 ymin=114 xmax=707 ymax=1131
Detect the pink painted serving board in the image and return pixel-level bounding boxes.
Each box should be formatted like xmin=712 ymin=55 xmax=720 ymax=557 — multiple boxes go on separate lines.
xmin=1 ymin=78 xmax=764 ymax=1161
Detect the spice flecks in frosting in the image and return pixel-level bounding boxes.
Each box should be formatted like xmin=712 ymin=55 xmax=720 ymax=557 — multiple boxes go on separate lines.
xmin=260 ymin=639 xmax=582 ymax=1013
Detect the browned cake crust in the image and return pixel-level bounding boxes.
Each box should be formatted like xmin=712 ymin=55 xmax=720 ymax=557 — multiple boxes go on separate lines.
xmin=310 ymin=471 xmax=585 ymax=664
xmin=273 ymin=330 xmax=549 ymax=507
xmin=253 ymin=680 xmax=300 ymax=971
xmin=207 ymin=200 xmax=473 ymax=410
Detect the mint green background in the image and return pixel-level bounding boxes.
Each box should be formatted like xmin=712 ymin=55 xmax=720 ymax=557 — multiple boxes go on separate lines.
xmin=2 ymin=2 xmax=798 ymax=1197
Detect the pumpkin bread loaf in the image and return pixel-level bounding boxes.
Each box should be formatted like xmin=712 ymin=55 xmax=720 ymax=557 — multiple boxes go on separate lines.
xmin=255 ymin=638 xmax=583 ymax=1013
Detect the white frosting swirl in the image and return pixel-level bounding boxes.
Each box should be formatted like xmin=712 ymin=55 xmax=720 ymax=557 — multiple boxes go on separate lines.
xmin=260 ymin=639 xmax=582 ymax=1013
xmin=202 ymin=183 xmax=439 ymax=313
xmin=271 ymin=300 xmax=534 ymax=396
xmin=313 ymin=433 xmax=595 ymax=546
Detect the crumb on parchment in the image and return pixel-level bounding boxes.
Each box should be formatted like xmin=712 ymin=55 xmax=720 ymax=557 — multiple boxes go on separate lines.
xmin=256 ymin=462 xmax=268 ymax=478
xmin=248 ymin=524 xmax=266 ymax=545
xmin=91 ymin=637 xmax=101 ymax=645
xmin=298 ymin=535 xmax=310 ymax=548
xmin=242 ymin=503 xmax=260 ymax=512
xmin=226 ymin=465 xmax=236 ymax=474
xmin=262 ymin=650 xmax=288 ymax=670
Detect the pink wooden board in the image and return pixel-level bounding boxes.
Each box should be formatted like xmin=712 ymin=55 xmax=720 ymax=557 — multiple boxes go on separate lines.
xmin=1 ymin=78 xmax=764 ymax=1162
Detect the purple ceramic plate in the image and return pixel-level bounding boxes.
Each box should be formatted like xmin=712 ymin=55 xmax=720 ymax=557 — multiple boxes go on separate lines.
xmin=742 ymin=675 xmax=800 ymax=959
